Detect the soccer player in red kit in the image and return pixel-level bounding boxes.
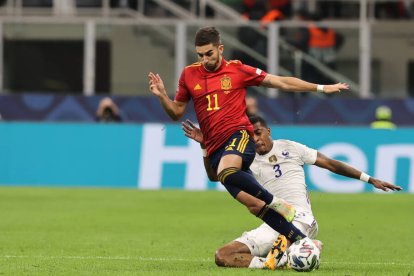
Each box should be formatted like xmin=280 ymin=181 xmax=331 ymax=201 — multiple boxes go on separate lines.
xmin=148 ymin=26 xmax=349 ymax=269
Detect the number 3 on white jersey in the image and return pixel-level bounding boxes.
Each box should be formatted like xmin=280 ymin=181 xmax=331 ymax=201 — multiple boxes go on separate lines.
xmin=273 ymin=164 xmax=282 ymax=178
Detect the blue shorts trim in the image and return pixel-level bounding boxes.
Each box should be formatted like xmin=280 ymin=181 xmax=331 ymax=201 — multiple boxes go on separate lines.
xmin=209 ymin=130 xmax=256 ymax=172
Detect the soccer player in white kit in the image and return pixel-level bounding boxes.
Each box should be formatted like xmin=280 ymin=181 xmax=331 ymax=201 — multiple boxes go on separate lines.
xmin=182 ymin=115 xmax=401 ymax=270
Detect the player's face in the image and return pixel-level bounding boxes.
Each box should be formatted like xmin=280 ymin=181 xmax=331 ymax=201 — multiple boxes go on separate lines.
xmin=253 ymin=122 xmax=273 ymax=155
xmin=196 ymin=44 xmax=223 ymax=72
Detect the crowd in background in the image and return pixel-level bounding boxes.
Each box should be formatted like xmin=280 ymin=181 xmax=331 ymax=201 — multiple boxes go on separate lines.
xmin=229 ymin=0 xmax=346 ymax=89
xmin=1 ymin=0 xmax=413 ymax=20
xmin=0 ymin=0 xmax=408 ymax=127
xmin=233 ymin=0 xmax=414 ymax=20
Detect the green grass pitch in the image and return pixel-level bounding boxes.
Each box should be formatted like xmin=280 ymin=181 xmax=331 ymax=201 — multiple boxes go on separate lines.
xmin=0 ymin=187 xmax=413 ymax=275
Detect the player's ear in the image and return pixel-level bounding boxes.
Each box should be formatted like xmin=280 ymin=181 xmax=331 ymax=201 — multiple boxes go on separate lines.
xmin=218 ymin=44 xmax=224 ymax=54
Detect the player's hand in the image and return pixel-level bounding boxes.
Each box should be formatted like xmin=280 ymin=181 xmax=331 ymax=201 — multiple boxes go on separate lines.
xmin=148 ymin=72 xmax=167 ymax=97
xmin=323 ymin=82 xmax=349 ymax=94
xmin=182 ymin=119 xmax=204 ymax=144
xmin=370 ymin=178 xmax=402 ymax=192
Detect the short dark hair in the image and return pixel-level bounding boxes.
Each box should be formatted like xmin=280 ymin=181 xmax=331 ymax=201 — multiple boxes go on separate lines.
xmin=249 ymin=115 xmax=268 ymax=128
xmin=195 ymin=26 xmax=221 ymax=46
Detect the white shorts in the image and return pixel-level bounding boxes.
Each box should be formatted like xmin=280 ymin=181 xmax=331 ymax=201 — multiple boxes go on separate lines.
xmin=234 ymin=211 xmax=318 ymax=257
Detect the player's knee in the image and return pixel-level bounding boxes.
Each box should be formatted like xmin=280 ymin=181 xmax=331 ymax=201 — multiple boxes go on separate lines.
xmin=215 ymin=247 xmax=230 ymax=267
xmin=217 ymin=167 xmax=238 ymax=184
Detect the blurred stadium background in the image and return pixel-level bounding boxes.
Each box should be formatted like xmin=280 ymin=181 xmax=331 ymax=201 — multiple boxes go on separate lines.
xmin=0 ymin=0 xmax=413 ymax=190
xmin=0 ymin=0 xmax=413 ymax=274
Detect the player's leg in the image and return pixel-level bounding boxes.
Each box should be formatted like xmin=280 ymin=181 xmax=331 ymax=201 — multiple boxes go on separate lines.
xmin=276 ymin=213 xmax=321 ymax=269
xmin=215 ymin=131 xmax=295 ymax=222
xmin=293 ymin=212 xmax=319 ymax=240
xmin=215 ymin=241 xmax=253 ymax=267
xmin=217 ymin=153 xmax=276 ymax=205
xmin=215 ymin=223 xmax=280 ymax=269
xmin=215 ymin=217 xmax=321 ymax=270
xmin=235 ymin=192 xmax=292 ymax=270
xmin=293 ymin=216 xmax=324 ymax=258
xmin=234 ymin=189 xmax=305 ymax=243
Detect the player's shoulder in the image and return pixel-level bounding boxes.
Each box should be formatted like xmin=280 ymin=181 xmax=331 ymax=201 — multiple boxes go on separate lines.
xmin=225 ymin=59 xmax=242 ymax=66
xmin=274 ymin=139 xmax=301 ymax=147
xmin=184 ymin=62 xmax=202 ymax=70
xmin=274 ymin=139 xmax=308 ymax=153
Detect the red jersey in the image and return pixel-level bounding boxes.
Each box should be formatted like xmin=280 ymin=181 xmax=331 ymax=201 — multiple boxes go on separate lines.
xmin=175 ymin=59 xmax=267 ymax=155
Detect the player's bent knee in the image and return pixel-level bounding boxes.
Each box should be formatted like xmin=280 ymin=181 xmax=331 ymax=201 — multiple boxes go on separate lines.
xmin=215 ymin=248 xmax=230 ymax=267
xmin=217 ymin=167 xmax=239 ymax=184
xmin=214 ymin=250 xmax=225 ymax=267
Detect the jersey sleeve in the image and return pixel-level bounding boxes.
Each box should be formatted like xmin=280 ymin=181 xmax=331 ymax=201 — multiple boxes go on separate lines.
xmin=291 ymin=141 xmax=317 ymax=165
xmin=174 ymin=70 xmax=191 ymax=102
xmin=238 ymin=63 xmax=267 ymax=87
xmin=250 ymin=161 xmax=260 ymax=179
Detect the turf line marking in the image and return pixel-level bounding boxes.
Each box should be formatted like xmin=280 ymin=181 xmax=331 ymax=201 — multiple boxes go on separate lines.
xmin=1 ymin=256 xmax=413 ymax=267
xmin=1 ymin=255 xmax=211 ymax=263
xmin=325 ymin=261 xmax=414 ymax=267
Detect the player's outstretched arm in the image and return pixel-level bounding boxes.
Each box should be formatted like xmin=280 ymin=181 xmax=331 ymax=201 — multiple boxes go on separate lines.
xmin=148 ymin=72 xmax=187 ymax=121
xmin=261 ymin=74 xmax=349 ymax=94
xmin=314 ymin=152 xmax=402 ymax=192
xmin=182 ymin=120 xmax=218 ymax=181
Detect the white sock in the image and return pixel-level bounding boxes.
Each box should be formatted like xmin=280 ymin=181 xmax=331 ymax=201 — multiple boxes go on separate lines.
xmin=276 ymin=251 xmax=289 ymax=268
xmin=269 ymin=196 xmax=281 ymax=207
xmin=248 ymin=256 xmax=266 ymax=269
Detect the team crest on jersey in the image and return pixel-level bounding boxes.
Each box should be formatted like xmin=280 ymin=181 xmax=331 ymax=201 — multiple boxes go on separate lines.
xmin=268 ymin=155 xmax=277 ymax=163
xmin=220 ymin=75 xmax=232 ymax=92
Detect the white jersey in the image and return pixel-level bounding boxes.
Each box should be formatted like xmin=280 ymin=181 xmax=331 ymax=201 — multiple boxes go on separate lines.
xmin=250 ymin=139 xmax=317 ymax=214
xmin=236 ymin=140 xmax=319 ymax=257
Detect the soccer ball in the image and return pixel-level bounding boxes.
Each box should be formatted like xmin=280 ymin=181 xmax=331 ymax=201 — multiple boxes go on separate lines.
xmin=287 ymin=237 xmax=320 ymax=272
